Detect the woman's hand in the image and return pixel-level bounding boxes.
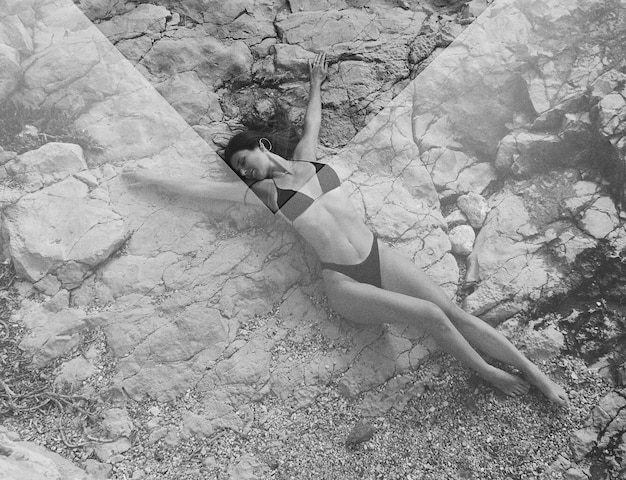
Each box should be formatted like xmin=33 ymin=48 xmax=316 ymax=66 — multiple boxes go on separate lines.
xmin=309 ymin=52 xmax=328 ymax=86
xmin=121 ymin=165 xmax=158 ymax=187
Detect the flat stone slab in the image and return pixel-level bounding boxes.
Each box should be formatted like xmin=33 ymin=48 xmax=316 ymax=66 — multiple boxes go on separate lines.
xmin=2 ymin=175 xmax=129 ymax=288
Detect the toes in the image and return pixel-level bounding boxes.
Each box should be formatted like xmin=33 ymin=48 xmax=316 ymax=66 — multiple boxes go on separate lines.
xmin=515 ymin=384 xmax=529 ymax=396
xmin=556 ymin=393 xmax=570 ymax=407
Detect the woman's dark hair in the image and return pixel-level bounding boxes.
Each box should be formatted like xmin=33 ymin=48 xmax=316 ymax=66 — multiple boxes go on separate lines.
xmin=224 ymin=103 xmax=301 ymax=181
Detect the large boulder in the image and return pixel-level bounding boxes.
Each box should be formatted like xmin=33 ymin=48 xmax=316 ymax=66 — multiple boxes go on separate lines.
xmin=2 ymin=176 xmax=130 ymax=288
xmin=16 ymin=300 xmax=87 ymax=367
xmin=140 ymin=34 xmax=253 ymax=87
xmin=4 ymin=142 xmax=87 ymax=192
xmin=22 ymin=29 xmax=100 ymax=95
xmin=464 ymin=171 xmax=623 ymax=321
xmin=96 ymin=3 xmax=169 ymax=42
xmin=0 ymin=427 xmax=94 ymax=480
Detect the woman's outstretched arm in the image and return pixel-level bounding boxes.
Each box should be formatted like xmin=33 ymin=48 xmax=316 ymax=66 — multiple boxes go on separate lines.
xmin=122 ymin=168 xmax=271 ymax=207
xmin=293 ymin=52 xmax=328 ymax=162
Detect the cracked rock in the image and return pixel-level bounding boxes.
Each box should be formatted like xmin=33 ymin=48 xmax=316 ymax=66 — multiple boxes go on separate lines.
xmin=97 ymin=4 xmax=169 ymax=43
xmin=4 ymin=142 xmax=87 ymax=192
xmin=0 ymin=428 xmax=95 ymax=480
xmin=449 ymin=224 xmax=475 ymax=256
xmin=457 ymin=192 xmax=489 ymax=229
xmin=345 ymin=420 xmax=376 ymax=445
xmin=0 ymin=43 xmax=21 ymax=104
xmin=2 ymin=176 xmax=130 ymax=287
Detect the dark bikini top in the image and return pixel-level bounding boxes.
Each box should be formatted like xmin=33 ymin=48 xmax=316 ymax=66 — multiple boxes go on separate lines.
xmin=272 ymin=162 xmax=340 ymax=221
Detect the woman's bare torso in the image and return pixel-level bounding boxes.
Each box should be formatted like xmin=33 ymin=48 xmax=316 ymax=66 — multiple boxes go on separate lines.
xmin=260 ymin=161 xmax=374 ymax=265
xmin=290 ymin=187 xmax=374 ymax=264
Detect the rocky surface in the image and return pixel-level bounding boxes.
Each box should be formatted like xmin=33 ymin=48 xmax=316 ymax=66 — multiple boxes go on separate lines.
xmin=0 ymin=426 xmax=95 ymax=480
xmin=0 ymin=0 xmax=625 ymax=478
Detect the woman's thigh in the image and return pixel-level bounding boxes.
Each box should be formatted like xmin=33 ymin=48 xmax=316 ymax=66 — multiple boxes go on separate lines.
xmin=322 ymin=269 xmax=444 ymax=328
xmin=378 ymin=242 xmax=459 ymax=317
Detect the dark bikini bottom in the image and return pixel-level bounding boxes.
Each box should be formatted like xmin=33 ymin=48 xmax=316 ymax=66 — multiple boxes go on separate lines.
xmin=320 ymin=234 xmax=382 ymax=288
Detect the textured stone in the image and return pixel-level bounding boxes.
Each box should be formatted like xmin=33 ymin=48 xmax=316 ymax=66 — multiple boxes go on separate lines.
xmin=97 ymin=4 xmax=169 ymax=42
xmin=82 ymin=460 xmax=112 ymax=480
xmin=33 ymin=275 xmax=62 ymax=296
xmin=23 ymin=29 xmax=100 ymax=93
xmin=181 ymin=401 xmax=243 ymax=440
xmin=520 ymin=325 xmax=565 ymax=361
xmin=448 ymin=225 xmax=475 ymax=256
xmin=113 ymin=304 xmax=231 ymax=402
xmin=272 ymin=43 xmax=316 ymax=76
xmin=569 ymin=428 xmax=597 ymax=462
xmin=423 ymin=148 xmax=473 ymax=191
xmin=0 ymin=431 xmax=95 ymax=480
xmin=579 ymin=196 xmax=622 ymax=240
xmin=16 ymin=301 xmax=86 ymax=367
xmin=155 ymin=72 xmax=223 ymax=126
xmin=495 ymin=132 xmax=562 ymax=176
xmin=276 ymin=10 xmax=381 ymax=54
xmin=93 ymin=438 xmax=131 ymax=463
xmin=463 ymin=0 xmax=489 ymax=18
xmin=141 ymin=35 xmax=253 ymax=87
xmin=2 ymin=0 xmax=626 ymax=414
xmin=359 ymin=376 xmax=427 ymax=417
xmin=1 ymin=0 xmax=35 ymax=17
xmin=0 ymin=43 xmax=21 ymax=104
xmin=338 ymin=333 xmax=413 ymax=397
xmin=2 ymin=178 xmax=130 ymax=286
xmin=5 ymin=142 xmax=87 ymax=192
xmin=288 ymin=0 xmax=349 ymax=11
xmin=457 ymin=192 xmax=489 ymax=229
xmin=0 ymin=15 xmax=33 ymax=55
xmin=53 ymin=356 xmax=97 ymax=389
xmin=227 ymin=454 xmax=268 ymax=480
xmin=601 ymin=409 xmax=626 ymax=447
xmin=101 ymin=408 xmax=134 ymax=438
xmin=345 ymin=420 xmax=377 ymax=445
xmin=597 ymin=391 xmax=626 ymax=418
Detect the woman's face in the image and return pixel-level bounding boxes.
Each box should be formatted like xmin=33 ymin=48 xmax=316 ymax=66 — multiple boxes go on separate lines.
xmin=230 ymin=147 xmax=270 ymax=181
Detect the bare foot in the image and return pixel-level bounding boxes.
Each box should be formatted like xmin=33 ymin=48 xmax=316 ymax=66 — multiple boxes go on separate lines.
xmin=486 ymin=367 xmax=530 ymax=397
xmin=526 ymin=368 xmax=569 ymax=407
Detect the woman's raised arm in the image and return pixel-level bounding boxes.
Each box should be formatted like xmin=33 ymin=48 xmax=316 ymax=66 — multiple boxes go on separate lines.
xmin=293 ymin=52 xmax=328 ymax=162
xmin=122 ymin=168 xmax=269 ymax=207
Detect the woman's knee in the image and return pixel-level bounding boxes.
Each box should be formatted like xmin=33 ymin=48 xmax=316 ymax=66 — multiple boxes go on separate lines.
xmin=445 ymin=303 xmax=480 ymax=329
xmin=418 ymin=301 xmax=454 ymax=334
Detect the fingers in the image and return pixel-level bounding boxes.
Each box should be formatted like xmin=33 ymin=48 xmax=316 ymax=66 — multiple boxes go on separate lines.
xmin=122 ymin=164 xmax=147 ymax=174
xmin=309 ymin=53 xmax=329 ymax=85
xmin=309 ymin=52 xmax=328 ymax=70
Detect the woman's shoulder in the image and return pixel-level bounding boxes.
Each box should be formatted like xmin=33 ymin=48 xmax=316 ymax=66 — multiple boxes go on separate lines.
xmin=249 ymin=179 xmax=278 ymax=211
xmin=249 ymin=178 xmax=275 ymax=192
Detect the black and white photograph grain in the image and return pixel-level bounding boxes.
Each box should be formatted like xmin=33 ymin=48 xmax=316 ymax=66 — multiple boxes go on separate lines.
xmin=0 ymin=0 xmax=625 ymax=479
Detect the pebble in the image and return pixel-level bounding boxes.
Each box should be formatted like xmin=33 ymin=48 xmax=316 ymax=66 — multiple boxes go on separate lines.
xmin=149 ymin=406 xmax=161 ymax=416
xmin=345 ymin=420 xmax=376 ymax=445
xmin=132 ymin=469 xmax=146 ymax=479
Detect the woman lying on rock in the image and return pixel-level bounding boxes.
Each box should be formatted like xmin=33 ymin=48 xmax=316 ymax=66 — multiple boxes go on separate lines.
xmin=126 ymin=53 xmax=568 ymax=407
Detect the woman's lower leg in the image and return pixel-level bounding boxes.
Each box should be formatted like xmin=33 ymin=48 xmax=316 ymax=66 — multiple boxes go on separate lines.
xmin=446 ymin=305 xmax=534 ymax=370
xmin=444 ymin=305 xmax=568 ymax=405
xmin=420 ymin=305 xmax=529 ymax=396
